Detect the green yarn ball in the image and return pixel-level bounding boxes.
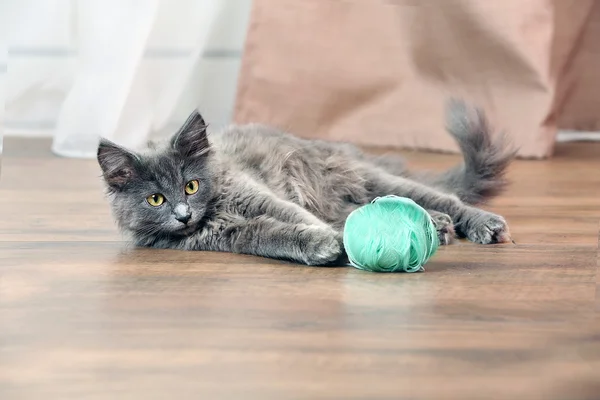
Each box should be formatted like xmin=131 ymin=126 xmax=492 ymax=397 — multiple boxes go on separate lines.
xmin=343 ymin=196 xmax=439 ymax=273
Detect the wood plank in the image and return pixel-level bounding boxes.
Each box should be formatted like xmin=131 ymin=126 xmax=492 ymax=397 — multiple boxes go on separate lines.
xmin=1 ymin=138 xmax=599 ymax=400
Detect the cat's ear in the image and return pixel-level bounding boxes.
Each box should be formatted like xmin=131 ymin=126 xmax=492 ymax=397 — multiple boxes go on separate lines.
xmin=171 ymin=110 xmax=210 ymax=160
xmin=97 ymin=139 xmax=139 ymax=189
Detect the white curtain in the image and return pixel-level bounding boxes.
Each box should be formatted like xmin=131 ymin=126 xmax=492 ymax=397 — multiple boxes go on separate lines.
xmin=0 ymin=4 xmax=7 ymax=162
xmin=6 ymin=0 xmax=250 ymax=158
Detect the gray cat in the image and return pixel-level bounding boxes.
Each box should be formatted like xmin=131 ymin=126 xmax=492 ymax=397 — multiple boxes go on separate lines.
xmin=97 ymin=99 xmax=515 ymax=265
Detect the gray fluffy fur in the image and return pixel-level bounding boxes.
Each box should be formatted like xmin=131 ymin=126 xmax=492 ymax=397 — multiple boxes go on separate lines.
xmin=97 ymin=99 xmax=516 ymax=265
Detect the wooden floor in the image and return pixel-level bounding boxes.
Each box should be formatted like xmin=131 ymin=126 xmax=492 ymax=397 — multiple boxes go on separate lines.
xmin=1 ymin=138 xmax=599 ymax=400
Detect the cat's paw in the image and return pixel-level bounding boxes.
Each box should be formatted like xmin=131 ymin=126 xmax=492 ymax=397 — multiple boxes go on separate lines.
xmin=428 ymin=211 xmax=455 ymax=245
xmin=461 ymin=211 xmax=511 ymax=244
xmin=299 ymin=227 xmax=343 ymax=266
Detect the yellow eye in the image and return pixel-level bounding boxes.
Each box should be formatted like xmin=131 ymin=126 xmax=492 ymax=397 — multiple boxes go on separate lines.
xmin=146 ymin=193 xmax=165 ymax=206
xmin=185 ymin=180 xmax=199 ymax=195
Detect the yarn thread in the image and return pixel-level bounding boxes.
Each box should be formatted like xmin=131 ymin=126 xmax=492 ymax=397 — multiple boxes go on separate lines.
xmin=343 ymin=196 xmax=439 ymax=272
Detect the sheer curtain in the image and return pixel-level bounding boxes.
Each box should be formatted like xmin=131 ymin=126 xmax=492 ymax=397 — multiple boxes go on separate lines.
xmin=0 ymin=4 xmax=6 ymax=169
xmin=6 ymin=0 xmax=250 ymax=158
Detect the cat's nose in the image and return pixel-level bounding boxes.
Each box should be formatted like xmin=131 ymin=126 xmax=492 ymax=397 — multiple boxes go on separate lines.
xmin=175 ymin=213 xmax=191 ymax=224
xmin=174 ymin=204 xmax=192 ymax=224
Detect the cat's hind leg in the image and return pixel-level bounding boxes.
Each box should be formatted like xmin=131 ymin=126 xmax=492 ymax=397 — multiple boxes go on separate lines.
xmin=427 ymin=210 xmax=456 ymax=245
xmin=364 ymin=168 xmax=511 ymax=244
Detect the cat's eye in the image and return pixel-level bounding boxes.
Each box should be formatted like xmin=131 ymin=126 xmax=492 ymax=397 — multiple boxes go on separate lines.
xmin=185 ymin=180 xmax=199 ymax=195
xmin=146 ymin=193 xmax=165 ymax=206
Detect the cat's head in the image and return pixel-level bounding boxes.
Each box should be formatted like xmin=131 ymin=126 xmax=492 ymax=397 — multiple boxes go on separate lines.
xmin=97 ymin=111 xmax=214 ymax=241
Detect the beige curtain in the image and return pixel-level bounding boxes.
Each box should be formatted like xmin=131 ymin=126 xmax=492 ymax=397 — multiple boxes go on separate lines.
xmin=234 ymin=0 xmax=599 ymax=158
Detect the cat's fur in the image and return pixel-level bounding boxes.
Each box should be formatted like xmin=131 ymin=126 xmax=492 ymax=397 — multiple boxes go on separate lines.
xmin=97 ymin=99 xmax=516 ymax=265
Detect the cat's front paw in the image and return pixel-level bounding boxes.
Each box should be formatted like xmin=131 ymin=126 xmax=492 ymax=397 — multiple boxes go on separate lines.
xmin=299 ymin=228 xmax=343 ymax=266
xmin=461 ymin=211 xmax=511 ymax=244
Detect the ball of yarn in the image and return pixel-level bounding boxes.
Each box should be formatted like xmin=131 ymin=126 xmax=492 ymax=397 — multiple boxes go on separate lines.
xmin=343 ymin=196 xmax=439 ymax=273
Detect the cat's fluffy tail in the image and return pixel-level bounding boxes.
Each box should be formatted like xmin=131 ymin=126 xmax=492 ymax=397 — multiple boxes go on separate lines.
xmin=424 ymin=99 xmax=517 ymax=205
